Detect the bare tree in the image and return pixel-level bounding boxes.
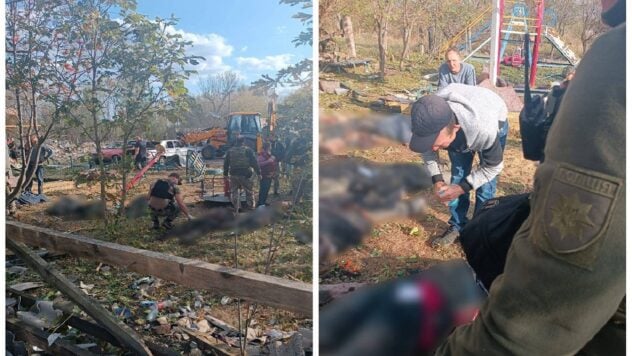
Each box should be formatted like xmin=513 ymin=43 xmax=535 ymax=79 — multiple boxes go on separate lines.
xmin=577 ymin=0 xmax=606 ymax=55
xmin=198 ymin=71 xmax=240 ymax=117
xmin=398 ymin=0 xmax=418 ymax=70
xmin=372 ymin=0 xmax=394 ymax=79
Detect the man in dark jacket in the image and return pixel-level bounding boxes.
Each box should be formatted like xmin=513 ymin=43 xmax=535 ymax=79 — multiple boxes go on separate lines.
xmin=24 ymin=134 xmax=53 ymax=195
xmin=270 ymin=137 xmax=285 ymax=196
xmin=134 ymin=135 xmax=147 ymax=170
xmin=256 ymin=142 xmax=276 ymax=207
xmin=223 ymin=137 xmax=261 ymax=211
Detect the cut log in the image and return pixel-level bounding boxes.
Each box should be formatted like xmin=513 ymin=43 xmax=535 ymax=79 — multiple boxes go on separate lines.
xmin=6 ymin=239 xmax=153 ymax=356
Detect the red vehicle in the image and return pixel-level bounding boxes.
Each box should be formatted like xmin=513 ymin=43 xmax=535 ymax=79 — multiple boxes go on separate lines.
xmin=90 ymin=140 xmax=157 ymax=166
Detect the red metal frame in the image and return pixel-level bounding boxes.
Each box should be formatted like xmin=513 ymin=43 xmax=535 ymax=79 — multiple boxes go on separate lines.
xmin=123 ymin=152 xmax=164 ymax=194
xmin=530 ymin=0 xmax=545 ymax=87
xmin=497 ymin=0 xmax=544 ymax=86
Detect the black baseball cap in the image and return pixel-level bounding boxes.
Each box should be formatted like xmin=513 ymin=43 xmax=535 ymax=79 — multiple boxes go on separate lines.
xmin=409 ymin=95 xmax=454 ymax=153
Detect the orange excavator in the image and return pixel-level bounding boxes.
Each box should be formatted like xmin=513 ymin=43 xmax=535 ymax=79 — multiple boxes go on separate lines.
xmin=180 ymin=91 xmax=279 ymax=159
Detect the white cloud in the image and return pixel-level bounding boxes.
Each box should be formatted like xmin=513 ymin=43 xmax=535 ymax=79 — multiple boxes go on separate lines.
xmin=166 ymin=26 xmax=233 ymax=75
xmin=236 ymin=54 xmax=294 ymax=71
xmin=240 ymin=46 xmax=248 ymax=52
xmin=276 ymin=25 xmax=287 ymax=34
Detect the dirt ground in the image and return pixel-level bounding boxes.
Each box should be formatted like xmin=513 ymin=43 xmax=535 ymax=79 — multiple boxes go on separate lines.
xmin=319 ymin=110 xmax=536 ymax=285
xmin=7 ymin=159 xmax=313 ymax=353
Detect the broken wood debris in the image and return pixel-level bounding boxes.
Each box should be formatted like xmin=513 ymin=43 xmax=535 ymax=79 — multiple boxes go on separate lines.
xmin=7 ymin=289 xmax=180 ymax=356
xmin=7 ymin=221 xmax=312 ymax=315
xmin=7 ymin=318 xmax=94 ymax=356
xmin=178 ymin=327 xmax=237 ymax=356
xmin=6 ymin=238 xmax=153 ymax=356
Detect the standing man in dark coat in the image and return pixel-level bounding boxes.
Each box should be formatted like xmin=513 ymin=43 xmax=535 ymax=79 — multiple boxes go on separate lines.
xmin=24 ymin=134 xmax=53 ymax=195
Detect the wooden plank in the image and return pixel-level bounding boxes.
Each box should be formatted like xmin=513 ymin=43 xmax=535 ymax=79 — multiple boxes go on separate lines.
xmin=6 ymin=239 xmax=153 ymax=356
xmin=6 ymin=318 xmax=94 ymax=356
xmin=6 ymin=221 xmax=312 ymax=315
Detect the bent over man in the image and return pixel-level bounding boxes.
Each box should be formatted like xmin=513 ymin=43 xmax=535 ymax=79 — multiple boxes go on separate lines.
xmin=409 ymin=84 xmax=508 ymax=247
xmin=148 ymin=172 xmax=192 ymax=230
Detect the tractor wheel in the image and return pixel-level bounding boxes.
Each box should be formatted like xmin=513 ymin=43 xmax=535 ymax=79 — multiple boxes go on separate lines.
xmin=201 ymin=145 xmax=217 ymax=160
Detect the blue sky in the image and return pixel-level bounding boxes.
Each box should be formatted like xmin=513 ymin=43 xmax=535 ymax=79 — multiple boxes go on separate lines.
xmin=135 ymin=0 xmax=312 ymax=93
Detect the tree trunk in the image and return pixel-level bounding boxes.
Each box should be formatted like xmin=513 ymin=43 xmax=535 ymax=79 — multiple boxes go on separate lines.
xmin=341 ymin=15 xmax=357 ymax=58
xmin=399 ymin=27 xmax=412 ymax=71
xmin=427 ymin=26 xmax=435 ymax=54
xmin=377 ymin=21 xmax=388 ymax=79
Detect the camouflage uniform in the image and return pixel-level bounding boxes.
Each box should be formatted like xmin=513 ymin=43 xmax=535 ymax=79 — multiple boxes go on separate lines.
xmin=223 ymin=145 xmax=260 ymax=210
xmin=436 ymin=23 xmax=625 ymax=356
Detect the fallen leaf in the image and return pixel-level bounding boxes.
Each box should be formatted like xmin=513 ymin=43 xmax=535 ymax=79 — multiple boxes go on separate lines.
xmin=79 ymin=281 xmax=94 ymax=290
xmin=409 ymin=226 xmax=419 ymax=236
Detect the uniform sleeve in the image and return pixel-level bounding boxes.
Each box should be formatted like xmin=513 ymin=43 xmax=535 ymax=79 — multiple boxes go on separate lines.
xmin=436 ymin=25 xmax=626 ymax=355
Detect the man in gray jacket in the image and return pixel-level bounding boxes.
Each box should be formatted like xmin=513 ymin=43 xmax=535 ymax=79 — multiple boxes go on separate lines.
xmin=438 ymin=48 xmax=476 ymax=89
xmin=409 ymin=84 xmax=508 ymax=247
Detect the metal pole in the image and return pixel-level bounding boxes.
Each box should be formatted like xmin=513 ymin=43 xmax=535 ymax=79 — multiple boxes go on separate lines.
xmin=489 ymin=0 xmax=502 ymax=86
xmin=530 ymin=0 xmax=544 ymax=87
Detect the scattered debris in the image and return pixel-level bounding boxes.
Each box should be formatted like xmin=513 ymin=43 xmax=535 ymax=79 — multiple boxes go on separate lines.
xmin=9 ymin=282 xmax=45 ymax=292
xmin=7 ymin=239 xmax=153 ymax=355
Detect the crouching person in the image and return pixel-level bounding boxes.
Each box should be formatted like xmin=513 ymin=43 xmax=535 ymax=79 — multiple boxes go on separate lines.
xmin=148 ymin=173 xmax=192 ymax=230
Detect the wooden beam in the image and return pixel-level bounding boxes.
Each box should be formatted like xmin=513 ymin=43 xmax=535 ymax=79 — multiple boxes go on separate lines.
xmin=6 ymin=221 xmax=312 ymax=315
xmin=7 ymin=318 xmax=95 ymax=356
xmin=6 ymin=239 xmax=154 ymax=356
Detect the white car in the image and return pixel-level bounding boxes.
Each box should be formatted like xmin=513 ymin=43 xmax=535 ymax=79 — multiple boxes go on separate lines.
xmin=147 ymin=140 xmax=192 ymax=166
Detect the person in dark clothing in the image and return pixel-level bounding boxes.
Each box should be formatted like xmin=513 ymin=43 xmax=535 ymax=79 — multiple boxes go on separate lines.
xmin=270 ymin=137 xmax=285 ymax=196
xmin=256 ymin=142 xmax=276 ymax=207
xmin=223 ymin=137 xmax=261 ymax=211
xmin=134 ymin=136 xmax=147 ymax=170
xmin=148 ymin=172 xmax=192 ymax=230
xmin=7 ymin=137 xmax=18 ymax=161
xmin=24 ymin=135 xmax=53 ymax=195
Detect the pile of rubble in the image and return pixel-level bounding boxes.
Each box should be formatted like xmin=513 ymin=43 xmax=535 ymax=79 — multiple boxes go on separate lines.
xmin=45 ymin=140 xmax=96 ymax=166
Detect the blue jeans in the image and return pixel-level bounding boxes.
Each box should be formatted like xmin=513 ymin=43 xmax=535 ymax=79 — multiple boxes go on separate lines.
xmin=25 ymin=165 xmax=44 ymax=195
xmin=448 ymin=120 xmax=509 ymax=231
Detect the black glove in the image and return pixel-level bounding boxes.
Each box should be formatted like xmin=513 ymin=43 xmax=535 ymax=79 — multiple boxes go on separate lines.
xmin=320 ymin=261 xmax=485 ymax=356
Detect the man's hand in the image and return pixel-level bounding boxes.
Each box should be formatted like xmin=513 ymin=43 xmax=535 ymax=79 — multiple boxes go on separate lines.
xmin=436 ymin=184 xmax=465 ymax=203
xmin=433 ymin=181 xmax=447 ymax=194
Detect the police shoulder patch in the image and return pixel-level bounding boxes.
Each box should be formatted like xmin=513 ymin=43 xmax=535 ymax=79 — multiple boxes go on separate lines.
xmin=543 ymin=164 xmax=622 ymax=256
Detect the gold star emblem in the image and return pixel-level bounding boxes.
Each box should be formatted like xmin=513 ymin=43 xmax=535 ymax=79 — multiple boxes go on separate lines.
xmin=550 ymin=193 xmax=595 ymax=240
